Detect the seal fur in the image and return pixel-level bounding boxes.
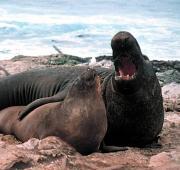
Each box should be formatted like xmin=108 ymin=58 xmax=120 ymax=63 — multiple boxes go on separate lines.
xmin=102 ymin=31 xmax=164 ymax=146
xmin=0 ymin=68 xmax=107 ymax=155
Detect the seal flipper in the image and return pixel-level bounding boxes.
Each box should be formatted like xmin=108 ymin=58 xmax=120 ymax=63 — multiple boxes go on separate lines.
xmin=18 ymin=88 xmax=69 ymax=120
xmin=144 ymin=143 xmax=162 ymax=149
xmin=100 ymin=141 xmax=128 ymax=153
xmin=142 ymin=136 xmax=162 ymax=149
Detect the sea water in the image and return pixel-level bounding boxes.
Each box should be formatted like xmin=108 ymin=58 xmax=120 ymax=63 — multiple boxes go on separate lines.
xmin=0 ymin=0 xmax=180 ymax=60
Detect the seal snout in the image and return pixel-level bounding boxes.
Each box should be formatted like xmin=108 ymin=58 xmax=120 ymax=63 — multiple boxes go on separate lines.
xmin=74 ymin=68 xmax=98 ymax=91
xmin=82 ymin=68 xmax=97 ymax=82
xmin=111 ymin=31 xmax=141 ymax=81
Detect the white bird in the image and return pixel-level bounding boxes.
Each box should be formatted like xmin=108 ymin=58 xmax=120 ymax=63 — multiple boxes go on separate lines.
xmin=89 ymin=56 xmax=96 ymax=66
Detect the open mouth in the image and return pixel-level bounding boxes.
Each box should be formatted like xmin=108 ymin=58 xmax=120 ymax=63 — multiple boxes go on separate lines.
xmin=115 ymin=56 xmax=137 ymax=81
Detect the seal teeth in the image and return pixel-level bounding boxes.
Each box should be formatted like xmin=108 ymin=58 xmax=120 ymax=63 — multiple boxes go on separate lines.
xmin=115 ymin=72 xmax=136 ymax=81
xmin=132 ymin=73 xmax=136 ymax=78
xmin=115 ymin=67 xmax=137 ymax=81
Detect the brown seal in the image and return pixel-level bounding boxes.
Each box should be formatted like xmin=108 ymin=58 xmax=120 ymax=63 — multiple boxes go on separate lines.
xmin=0 ymin=68 xmax=107 ymax=155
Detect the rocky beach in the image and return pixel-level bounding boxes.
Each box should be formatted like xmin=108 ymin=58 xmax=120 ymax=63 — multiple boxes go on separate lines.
xmin=0 ymin=54 xmax=180 ymax=170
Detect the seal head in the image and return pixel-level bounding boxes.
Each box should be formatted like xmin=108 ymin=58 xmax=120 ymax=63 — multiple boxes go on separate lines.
xmin=111 ymin=31 xmax=144 ymax=94
xmin=69 ymin=68 xmax=99 ymax=95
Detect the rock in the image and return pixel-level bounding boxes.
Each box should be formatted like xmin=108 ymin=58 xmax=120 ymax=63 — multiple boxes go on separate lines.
xmin=156 ymin=70 xmax=180 ymax=86
xmin=150 ymin=60 xmax=180 ymax=86
xmin=175 ymin=99 xmax=180 ymax=112
xmin=11 ymin=55 xmax=29 ymax=61
xmin=162 ymin=83 xmax=180 ymax=112
xmin=48 ymin=54 xmax=91 ymax=65
xmin=174 ymin=62 xmax=180 ymax=72
xmin=17 ymin=138 xmax=40 ymax=150
xmin=0 ymin=141 xmax=37 ymax=170
xmin=96 ymin=55 xmax=112 ymax=62
xmin=165 ymin=113 xmax=180 ymax=125
xmin=149 ymin=150 xmax=180 ymax=169
xmin=0 ymin=134 xmax=20 ymax=144
xmin=0 ymin=136 xmax=77 ymax=170
xmin=37 ymin=136 xmax=78 ymax=157
xmin=0 ymin=58 xmax=46 ymax=76
xmin=162 ymin=83 xmax=180 ymax=99
xmin=163 ymin=99 xmax=175 ymax=112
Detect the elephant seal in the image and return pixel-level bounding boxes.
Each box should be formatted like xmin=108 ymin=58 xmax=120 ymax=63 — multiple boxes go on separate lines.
xmin=101 ymin=31 xmax=164 ymax=146
xmin=0 ymin=66 xmax=110 ymax=119
xmin=0 ymin=68 xmax=107 ymax=155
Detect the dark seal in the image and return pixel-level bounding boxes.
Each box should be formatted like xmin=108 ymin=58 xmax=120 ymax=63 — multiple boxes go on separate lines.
xmin=102 ymin=31 xmax=164 ymax=146
xmin=0 ymin=68 xmax=107 ymax=155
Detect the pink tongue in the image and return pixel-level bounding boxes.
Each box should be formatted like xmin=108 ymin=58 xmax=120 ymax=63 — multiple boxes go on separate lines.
xmin=119 ymin=57 xmax=136 ymax=76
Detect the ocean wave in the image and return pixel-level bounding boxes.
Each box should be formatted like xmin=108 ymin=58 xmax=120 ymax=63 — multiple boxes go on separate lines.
xmin=1 ymin=10 xmax=180 ymax=28
xmin=0 ymin=1 xmax=179 ymax=61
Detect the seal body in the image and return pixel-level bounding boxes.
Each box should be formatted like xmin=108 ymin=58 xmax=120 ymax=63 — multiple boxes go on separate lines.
xmin=0 ymin=66 xmax=90 ymax=109
xmin=0 ymin=66 xmax=110 ymax=119
xmin=102 ymin=31 xmax=164 ymax=146
xmin=0 ymin=69 xmax=107 ymax=155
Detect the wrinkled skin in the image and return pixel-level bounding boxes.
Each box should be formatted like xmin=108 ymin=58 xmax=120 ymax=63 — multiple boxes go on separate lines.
xmin=0 ymin=69 xmax=107 ymax=155
xmin=0 ymin=66 xmax=110 ymax=120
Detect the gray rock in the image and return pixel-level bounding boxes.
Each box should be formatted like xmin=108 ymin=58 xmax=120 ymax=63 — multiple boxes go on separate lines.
xmin=156 ymin=70 xmax=180 ymax=86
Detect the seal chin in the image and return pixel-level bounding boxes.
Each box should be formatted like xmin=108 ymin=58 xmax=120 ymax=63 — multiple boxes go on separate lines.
xmin=114 ymin=55 xmax=138 ymax=82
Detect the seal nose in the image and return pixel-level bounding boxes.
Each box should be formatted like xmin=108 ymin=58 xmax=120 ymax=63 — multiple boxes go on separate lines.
xmin=85 ymin=68 xmax=97 ymax=81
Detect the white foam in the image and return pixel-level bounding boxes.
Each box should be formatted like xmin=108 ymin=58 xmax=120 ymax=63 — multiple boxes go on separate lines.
xmin=0 ymin=39 xmax=55 ymax=60
xmin=0 ymin=6 xmax=180 ymax=61
xmin=1 ymin=7 xmax=179 ymax=28
xmin=0 ymin=22 xmax=19 ymax=29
